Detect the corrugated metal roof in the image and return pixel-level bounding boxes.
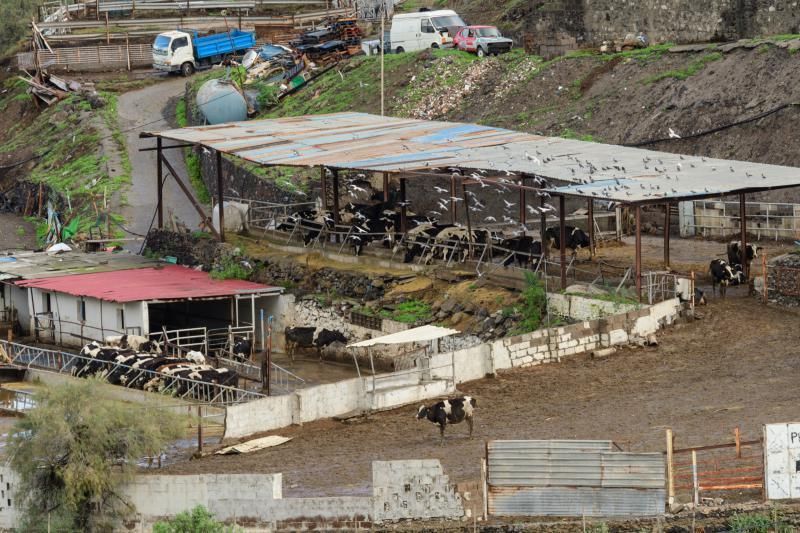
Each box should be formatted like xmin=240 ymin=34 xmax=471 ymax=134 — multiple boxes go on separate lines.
xmin=145 ymin=112 xmax=800 ymax=205
xmin=0 ymin=251 xmax=161 ymax=281
xmin=14 ymin=264 xmax=280 ymax=303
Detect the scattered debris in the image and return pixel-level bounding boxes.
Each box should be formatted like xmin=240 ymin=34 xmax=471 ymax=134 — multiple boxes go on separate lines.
xmin=215 ymin=435 xmax=292 ymax=455
xmin=18 ymin=70 xmax=81 ymax=107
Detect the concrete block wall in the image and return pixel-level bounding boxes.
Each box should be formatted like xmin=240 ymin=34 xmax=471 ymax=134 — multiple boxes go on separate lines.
xmin=373 ymin=460 xmax=465 ymax=522
xmin=548 ymin=292 xmax=639 ymax=321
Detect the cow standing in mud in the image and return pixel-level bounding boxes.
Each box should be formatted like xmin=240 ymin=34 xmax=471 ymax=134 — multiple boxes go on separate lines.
xmin=416 ymin=396 xmax=477 ymax=445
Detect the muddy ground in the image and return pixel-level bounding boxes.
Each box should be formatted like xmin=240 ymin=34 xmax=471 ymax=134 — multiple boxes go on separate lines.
xmin=161 ymin=292 xmax=799 ymax=506
xmin=0 ymin=213 xmax=38 ymax=251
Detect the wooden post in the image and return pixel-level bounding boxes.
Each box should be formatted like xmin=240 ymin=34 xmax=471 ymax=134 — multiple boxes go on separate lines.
xmin=382 ymin=172 xmax=389 ymax=203
xmin=740 ymin=193 xmax=748 ymax=279
xmin=331 ymin=168 xmax=341 ymax=243
xmin=37 ymin=183 xmax=43 ymax=217
xmin=197 ymin=404 xmax=203 ymax=452
xmin=105 ymin=12 xmax=110 ymax=44
xmin=125 ymin=33 xmax=131 ymax=71
xmin=320 ymin=166 xmax=328 ymax=210
xmin=540 ymin=193 xmax=548 ymax=260
xmin=690 ymin=271 xmax=696 ymax=309
xmin=635 ymin=205 xmax=642 ymax=301
xmin=216 ymin=151 xmax=225 ymax=242
xmin=519 ymin=178 xmax=526 ymax=227
xmin=666 ymin=429 xmax=675 ymax=507
xmin=449 ymin=174 xmax=456 ymax=225
xmin=587 ymin=198 xmax=595 ymax=258
xmin=664 ymin=203 xmax=671 ymax=268
xmin=691 ymin=450 xmax=699 ymax=505
xmin=734 ymin=426 xmax=741 ymax=458
xmin=559 ymin=195 xmax=567 ymax=290
xmin=762 ymin=252 xmax=768 ymax=304
xmin=399 ymin=178 xmax=407 ymax=233
xmin=462 ymin=182 xmax=473 ymax=256
xmin=156 ymin=137 xmax=163 ymax=229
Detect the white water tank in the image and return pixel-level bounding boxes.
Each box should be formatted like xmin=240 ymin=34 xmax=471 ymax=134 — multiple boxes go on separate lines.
xmin=196 ymin=79 xmax=247 ymax=125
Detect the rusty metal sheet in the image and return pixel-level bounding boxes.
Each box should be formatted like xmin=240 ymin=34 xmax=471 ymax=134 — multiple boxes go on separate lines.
xmin=146 ymin=112 xmax=800 ymax=205
xmin=487 ymin=440 xmax=665 ymax=518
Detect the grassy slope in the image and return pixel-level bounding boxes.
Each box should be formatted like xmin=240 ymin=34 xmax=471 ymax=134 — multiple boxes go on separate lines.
xmin=0 ymin=79 xmax=131 ymax=240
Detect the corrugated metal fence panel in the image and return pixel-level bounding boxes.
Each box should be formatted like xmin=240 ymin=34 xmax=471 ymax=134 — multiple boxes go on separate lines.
xmin=601 ymin=453 xmax=665 ymax=489
xmin=17 ymin=44 xmax=153 ymax=69
xmin=488 ymin=440 xmax=612 ymax=488
xmin=487 ymin=440 xmax=665 ymax=518
xmin=487 ymin=487 xmax=666 ymax=518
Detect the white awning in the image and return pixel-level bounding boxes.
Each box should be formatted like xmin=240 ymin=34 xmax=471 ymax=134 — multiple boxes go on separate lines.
xmin=347 ymin=325 xmax=459 ymax=348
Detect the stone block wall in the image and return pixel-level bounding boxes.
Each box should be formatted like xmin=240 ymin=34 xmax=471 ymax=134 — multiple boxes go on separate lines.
xmin=373 ymin=460 xmax=465 ymax=522
xmin=506 ymin=0 xmax=800 ymax=46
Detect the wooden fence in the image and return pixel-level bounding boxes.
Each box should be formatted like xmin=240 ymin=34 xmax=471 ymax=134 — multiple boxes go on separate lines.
xmin=666 ymin=427 xmax=764 ymax=505
xmin=17 ymin=43 xmax=152 ymax=71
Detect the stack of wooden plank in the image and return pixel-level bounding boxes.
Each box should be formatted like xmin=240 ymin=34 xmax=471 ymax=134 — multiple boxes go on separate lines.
xmin=18 ymin=71 xmax=82 ymax=107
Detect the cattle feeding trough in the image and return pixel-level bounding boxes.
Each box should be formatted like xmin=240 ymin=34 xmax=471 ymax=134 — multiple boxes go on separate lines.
xmin=142 ymin=112 xmax=800 ymax=302
xmin=1 ymin=339 xmax=264 ymax=405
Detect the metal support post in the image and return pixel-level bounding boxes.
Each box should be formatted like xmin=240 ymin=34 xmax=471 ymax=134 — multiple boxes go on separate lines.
xmin=216 ymin=150 xmax=225 ymax=242
xmin=740 ymin=193 xmax=748 ymax=279
xmin=664 ymin=203 xmax=671 ymax=268
xmin=559 ymin=195 xmax=567 ymax=290
xmin=635 ymin=205 xmax=642 ymax=301
xmin=400 ymin=178 xmax=408 ymax=233
xmin=156 ymin=137 xmax=163 ymax=229
xmin=587 ymin=198 xmax=595 ymax=258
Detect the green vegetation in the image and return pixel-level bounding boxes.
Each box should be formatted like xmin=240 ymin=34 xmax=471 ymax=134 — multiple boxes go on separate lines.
xmin=0 ymin=0 xmax=40 ymax=58
xmin=561 ymin=128 xmax=596 ymax=142
xmin=263 ymin=53 xmax=418 ymax=118
xmin=644 ymin=52 xmax=722 ymax=83
xmin=175 ymin=97 xmax=211 ymax=204
xmin=15 ymin=226 xmax=25 ymax=237
xmin=8 ymin=380 xmax=184 ymax=530
xmin=515 ymin=271 xmax=547 ymax=333
xmin=154 ymin=505 xmax=241 ymax=533
xmin=728 ymin=509 xmax=791 ymax=532
xmin=175 ymin=99 xmax=188 ymax=128
xmin=381 ymin=299 xmax=432 ymax=323
xmin=210 ymin=255 xmax=250 ymax=280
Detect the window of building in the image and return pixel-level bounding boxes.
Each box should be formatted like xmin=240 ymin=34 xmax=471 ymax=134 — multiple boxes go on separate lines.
xmin=41 ymin=292 xmax=51 ymax=314
xmin=116 ymin=308 xmax=125 ymax=331
xmin=77 ymin=299 xmax=86 ymax=322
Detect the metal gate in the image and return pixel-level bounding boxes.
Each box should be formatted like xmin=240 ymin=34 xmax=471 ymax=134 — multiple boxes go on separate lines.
xmin=486 ymin=440 xmax=665 ymax=518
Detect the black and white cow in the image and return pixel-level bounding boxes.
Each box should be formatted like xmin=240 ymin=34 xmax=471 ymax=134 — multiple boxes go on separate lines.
xmin=709 ymin=259 xmax=744 ymax=297
xmin=398 ymin=223 xmax=454 ymax=263
xmin=416 ymin=396 xmax=477 ymax=445
xmin=498 ymin=236 xmax=543 ymax=269
xmin=231 ymin=338 xmax=252 ymax=362
xmin=727 ymin=241 xmax=760 ymax=271
xmin=104 ymin=334 xmax=162 ymax=355
xmin=544 ymin=226 xmax=591 ymax=256
xmin=284 ymin=326 xmax=348 ymax=360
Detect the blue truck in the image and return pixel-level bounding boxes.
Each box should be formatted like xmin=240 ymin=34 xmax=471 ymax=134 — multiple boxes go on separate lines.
xmin=152 ymin=29 xmax=256 ymax=76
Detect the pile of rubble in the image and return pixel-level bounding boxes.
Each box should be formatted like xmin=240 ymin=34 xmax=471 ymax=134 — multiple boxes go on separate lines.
xmin=767 ymin=252 xmax=800 ymax=307
xmin=18 ymin=70 xmax=82 ymax=107
xmin=396 ymin=53 xmax=501 ymax=120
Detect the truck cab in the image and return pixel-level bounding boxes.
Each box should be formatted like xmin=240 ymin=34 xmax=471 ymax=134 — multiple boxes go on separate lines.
xmin=153 ymin=30 xmax=196 ymax=76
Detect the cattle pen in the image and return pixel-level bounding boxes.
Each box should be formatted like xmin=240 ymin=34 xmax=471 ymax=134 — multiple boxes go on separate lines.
xmin=141 ymin=112 xmax=800 ymax=301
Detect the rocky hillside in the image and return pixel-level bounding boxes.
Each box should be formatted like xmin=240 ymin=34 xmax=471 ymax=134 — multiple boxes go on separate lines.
xmin=261 ymin=39 xmax=800 ymax=201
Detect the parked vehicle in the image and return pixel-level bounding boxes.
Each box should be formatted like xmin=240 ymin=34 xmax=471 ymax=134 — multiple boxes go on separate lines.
xmin=389 ymin=9 xmax=466 ymax=53
xmin=453 ymin=25 xmax=513 ymax=57
xmin=152 ymin=29 xmax=256 ymax=76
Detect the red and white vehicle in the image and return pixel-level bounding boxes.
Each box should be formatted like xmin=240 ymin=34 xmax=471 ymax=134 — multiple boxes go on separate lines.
xmin=453 ymin=25 xmax=513 ymax=57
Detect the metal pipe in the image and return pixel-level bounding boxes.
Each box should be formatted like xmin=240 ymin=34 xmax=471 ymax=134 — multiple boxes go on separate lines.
xmin=519 ymin=177 xmax=526 ymax=226
xmin=664 ymin=203 xmax=671 ymax=268
xmin=382 ymin=172 xmax=389 ymax=202
xmin=216 ymin=150 xmax=225 ymax=242
xmin=331 ymin=168 xmax=341 ymax=243
xmin=559 ymin=195 xmax=566 ymax=290
xmin=635 ymin=205 xmax=642 ymax=301
xmin=587 ymin=198 xmax=594 ymax=258
xmin=541 ymin=193 xmax=548 ymax=260
xmin=156 ymin=137 xmax=163 ymax=229
xmin=449 ymin=174 xmax=456 ymax=225
xmin=739 ymin=193 xmax=748 ymax=279
xmin=399 ymin=178 xmax=407 ymax=233
xmin=320 ymin=166 xmax=327 ymax=210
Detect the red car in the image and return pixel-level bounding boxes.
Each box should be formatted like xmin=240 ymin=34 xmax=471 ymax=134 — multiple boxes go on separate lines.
xmin=453 ymin=25 xmax=513 ymax=57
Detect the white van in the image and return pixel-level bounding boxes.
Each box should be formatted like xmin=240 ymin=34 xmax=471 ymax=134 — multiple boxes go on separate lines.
xmin=389 ymin=9 xmax=466 ymax=53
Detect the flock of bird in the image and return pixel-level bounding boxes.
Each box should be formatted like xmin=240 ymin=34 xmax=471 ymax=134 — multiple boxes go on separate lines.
xmin=314 ymin=127 xmax=774 ymax=228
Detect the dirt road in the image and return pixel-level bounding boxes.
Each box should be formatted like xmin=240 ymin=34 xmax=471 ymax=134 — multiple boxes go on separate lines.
xmin=161 ymin=294 xmax=799 ymax=499
xmin=118 ymin=76 xmax=203 ymax=246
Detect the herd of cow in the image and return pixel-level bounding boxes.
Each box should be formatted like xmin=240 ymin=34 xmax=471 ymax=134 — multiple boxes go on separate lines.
xmin=278 ymin=201 xmax=592 ymax=268
xmin=707 ymin=241 xmax=760 ymax=296
xmin=73 ymin=334 xmax=239 ymax=399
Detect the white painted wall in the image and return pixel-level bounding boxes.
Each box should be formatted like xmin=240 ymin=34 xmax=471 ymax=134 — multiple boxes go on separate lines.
xmin=548 ymin=292 xmax=639 ymax=321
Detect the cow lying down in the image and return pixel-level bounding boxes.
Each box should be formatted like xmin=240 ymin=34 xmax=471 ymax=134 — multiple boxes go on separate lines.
xmin=417 ymin=396 xmax=477 ymax=445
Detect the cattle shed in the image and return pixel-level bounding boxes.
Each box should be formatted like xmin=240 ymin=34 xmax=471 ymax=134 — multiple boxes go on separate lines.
xmin=0 ymin=251 xmax=282 ymax=348
xmin=141 ymin=112 xmax=800 ymax=299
